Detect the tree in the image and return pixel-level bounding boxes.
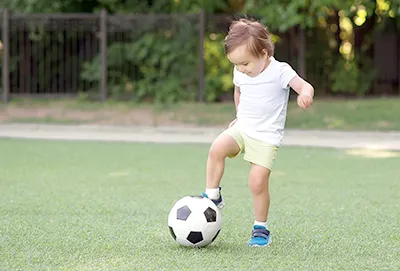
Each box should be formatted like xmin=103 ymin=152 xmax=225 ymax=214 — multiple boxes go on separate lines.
xmin=3 ymin=0 xmax=101 ymax=13
xmin=3 ymin=0 xmax=229 ymax=13
xmin=243 ymin=0 xmax=355 ymax=77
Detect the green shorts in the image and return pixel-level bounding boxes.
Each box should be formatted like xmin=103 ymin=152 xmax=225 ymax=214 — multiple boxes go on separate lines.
xmin=222 ymin=124 xmax=279 ymax=170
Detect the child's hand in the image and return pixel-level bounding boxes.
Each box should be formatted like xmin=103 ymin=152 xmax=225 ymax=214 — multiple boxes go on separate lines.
xmin=228 ymin=118 xmax=237 ymax=127
xmin=297 ymin=94 xmax=313 ymax=109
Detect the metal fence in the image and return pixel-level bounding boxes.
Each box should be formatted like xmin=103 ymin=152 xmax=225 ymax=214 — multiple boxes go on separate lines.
xmin=1 ymin=11 xmax=101 ymax=101
xmin=0 ymin=9 xmax=209 ymax=102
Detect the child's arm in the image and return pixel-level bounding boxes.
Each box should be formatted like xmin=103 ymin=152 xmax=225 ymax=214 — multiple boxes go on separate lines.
xmin=288 ymin=76 xmax=314 ymax=109
xmin=229 ymin=86 xmax=241 ymax=127
xmin=234 ymin=86 xmax=240 ymax=112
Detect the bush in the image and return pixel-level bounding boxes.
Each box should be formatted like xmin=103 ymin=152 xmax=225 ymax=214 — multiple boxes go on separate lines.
xmin=331 ymin=56 xmax=377 ymax=96
xmin=204 ymin=33 xmax=234 ymax=102
xmin=81 ymin=20 xmax=199 ymax=103
xmin=81 ymin=19 xmax=236 ymax=103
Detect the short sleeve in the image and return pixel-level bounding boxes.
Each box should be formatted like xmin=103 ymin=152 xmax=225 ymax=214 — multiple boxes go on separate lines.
xmin=233 ymin=66 xmax=240 ymax=87
xmin=280 ymin=63 xmax=297 ymax=89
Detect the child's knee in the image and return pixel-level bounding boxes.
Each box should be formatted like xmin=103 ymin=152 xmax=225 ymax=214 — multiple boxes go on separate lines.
xmin=249 ymin=165 xmax=271 ymax=195
xmin=208 ymin=135 xmax=240 ymax=160
xmin=208 ymin=141 xmax=227 ymax=160
xmin=249 ymin=177 xmax=268 ymax=195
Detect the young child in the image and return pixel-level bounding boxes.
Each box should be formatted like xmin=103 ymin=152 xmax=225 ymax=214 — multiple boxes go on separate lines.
xmin=201 ymin=18 xmax=314 ymax=247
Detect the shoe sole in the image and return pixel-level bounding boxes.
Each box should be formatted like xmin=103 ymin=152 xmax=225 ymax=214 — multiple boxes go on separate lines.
xmin=216 ymin=201 xmax=225 ymax=209
xmin=201 ymin=193 xmax=225 ymax=209
xmin=249 ymin=237 xmax=272 ymax=247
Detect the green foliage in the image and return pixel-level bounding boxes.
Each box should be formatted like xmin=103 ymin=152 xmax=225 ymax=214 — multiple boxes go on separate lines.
xmin=304 ymin=27 xmax=336 ymax=95
xmin=5 ymin=0 xmax=400 ymax=99
xmin=244 ymin=0 xmax=354 ymax=31
xmin=331 ymin=57 xmax=377 ymax=96
xmin=168 ymin=0 xmax=227 ymax=13
xmin=82 ymin=20 xmax=199 ymax=103
xmin=5 ymin=0 xmax=101 ymax=13
xmin=96 ymin=0 xmax=227 ymax=13
xmin=125 ymin=31 xmax=198 ymax=103
xmin=204 ymin=34 xmax=234 ymax=102
xmin=81 ymin=31 xmax=236 ymax=103
xmin=5 ymin=0 xmax=227 ymax=13
xmin=245 ymin=0 xmax=356 ymax=31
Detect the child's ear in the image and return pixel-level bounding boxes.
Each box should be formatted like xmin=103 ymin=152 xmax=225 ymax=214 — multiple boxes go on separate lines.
xmin=262 ymin=49 xmax=269 ymax=59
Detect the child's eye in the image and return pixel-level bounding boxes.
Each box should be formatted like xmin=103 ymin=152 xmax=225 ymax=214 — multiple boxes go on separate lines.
xmin=243 ymin=63 xmax=249 ymax=66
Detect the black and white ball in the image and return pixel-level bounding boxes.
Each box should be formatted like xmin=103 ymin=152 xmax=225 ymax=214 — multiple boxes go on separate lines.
xmin=168 ymin=196 xmax=222 ymax=247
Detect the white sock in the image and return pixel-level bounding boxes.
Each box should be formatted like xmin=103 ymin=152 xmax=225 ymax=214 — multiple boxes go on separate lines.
xmin=254 ymin=221 xmax=268 ymax=229
xmin=205 ymin=188 xmax=220 ymax=200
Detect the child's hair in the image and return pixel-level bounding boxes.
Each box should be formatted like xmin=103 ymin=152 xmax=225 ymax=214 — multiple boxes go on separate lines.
xmin=224 ymin=18 xmax=274 ymax=58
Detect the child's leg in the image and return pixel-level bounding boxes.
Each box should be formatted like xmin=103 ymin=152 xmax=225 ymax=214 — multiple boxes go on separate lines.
xmin=202 ymin=126 xmax=242 ymax=209
xmin=248 ymin=163 xmax=271 ymax=223
xmin=206 ymin=134 xmax=240 ymax=189
xmin=248 ymin=163 xmax=272 ymax=246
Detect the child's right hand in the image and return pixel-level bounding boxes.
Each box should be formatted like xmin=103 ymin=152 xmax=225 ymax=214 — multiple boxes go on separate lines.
xmin=228 ymin=118 xmax=237 ymax=127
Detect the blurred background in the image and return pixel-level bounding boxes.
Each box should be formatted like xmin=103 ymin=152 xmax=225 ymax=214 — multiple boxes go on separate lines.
xmin=0 ymin=0 xmax=399 ymax=130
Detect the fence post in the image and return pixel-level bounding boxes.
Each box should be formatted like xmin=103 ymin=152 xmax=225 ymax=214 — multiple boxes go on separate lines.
xmin=100 ymin=9 xmax=108 ymax=102
xmin=198 ymin=9 xmax=205 ymax=103
xmin=2 ymin=8 xmax=10 ymax=103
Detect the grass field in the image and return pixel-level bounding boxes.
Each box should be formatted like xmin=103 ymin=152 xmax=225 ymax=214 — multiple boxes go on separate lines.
xmin=0 ymin=139 xmax=399 ymax=270
xmin=1 ymin=97 xmax=400 ymax=131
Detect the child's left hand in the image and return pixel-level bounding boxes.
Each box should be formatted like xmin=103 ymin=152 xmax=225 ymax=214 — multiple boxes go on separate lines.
xmin=297 ymin=94 xmax=313 ymax=109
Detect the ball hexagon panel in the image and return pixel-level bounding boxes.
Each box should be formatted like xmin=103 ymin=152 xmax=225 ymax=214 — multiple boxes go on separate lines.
xmin=203 ymin=207 xmax=217 ymax=222
xmin=176 ymin=205 xmax=191 ymax=221
xmin=187 ymin=231 xmax=203 ymax=244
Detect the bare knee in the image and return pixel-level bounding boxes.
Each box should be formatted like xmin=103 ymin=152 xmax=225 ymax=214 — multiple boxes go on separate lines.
xmin=249 ymin=164 xmax=271 ymax=195
xmin=249 ymin=177 xmax=268 ymax=195
xmin=208 ymin=142 xmax=228 ymax=161
xmin=208 ymin=135 xmax=240 ymax=161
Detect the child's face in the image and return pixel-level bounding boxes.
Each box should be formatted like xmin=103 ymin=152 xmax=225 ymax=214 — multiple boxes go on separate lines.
xmin=227 ymin=44 xmax=268 ymax=77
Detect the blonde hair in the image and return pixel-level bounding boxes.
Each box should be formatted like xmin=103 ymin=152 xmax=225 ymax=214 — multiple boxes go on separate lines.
xmin=224 ymin=18 xmax=274 ymax=58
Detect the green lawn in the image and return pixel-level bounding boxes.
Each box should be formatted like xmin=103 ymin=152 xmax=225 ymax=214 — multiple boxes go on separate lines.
xmin=0 ymin=139 xmax=399 ymax=270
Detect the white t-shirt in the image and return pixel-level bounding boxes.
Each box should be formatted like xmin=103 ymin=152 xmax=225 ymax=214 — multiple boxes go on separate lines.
xmin=233 ymin=57 xmax=297 ymax=146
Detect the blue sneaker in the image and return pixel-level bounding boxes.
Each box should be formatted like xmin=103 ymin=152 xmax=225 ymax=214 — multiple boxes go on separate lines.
xmin=249 ymin=225 xmax=272 ymax=247
xmin=201 ymin=187 xmax=225 ymax=209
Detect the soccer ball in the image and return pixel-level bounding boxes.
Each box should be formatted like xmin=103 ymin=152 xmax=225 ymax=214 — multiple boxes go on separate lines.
xmin=168 ymin=196 xmax=222 ymax=247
